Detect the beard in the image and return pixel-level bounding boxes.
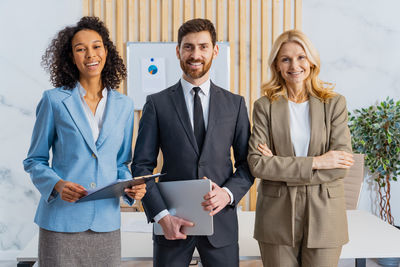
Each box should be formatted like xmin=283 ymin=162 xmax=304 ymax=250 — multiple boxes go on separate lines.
xmin=180 ymin=58 xmax=213 ymax=80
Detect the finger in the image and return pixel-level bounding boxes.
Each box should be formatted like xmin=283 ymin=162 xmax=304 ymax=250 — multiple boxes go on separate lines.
xmin=209 ymin=206 xmax=223 ymax=216
xmin=180 ymin=219 xmax=194 ymax=227
xmin=211 ymin=181 xmax=218 ymax=190
xmin=67 ymin=185 xmax=87 ymax=195
xmin=132 ymin=184 xmax=146 ymax=190
xmin=63 ymin=189 xmax=82 ymax=199
xmin=203 ymin=190 xmax=217 ymax=200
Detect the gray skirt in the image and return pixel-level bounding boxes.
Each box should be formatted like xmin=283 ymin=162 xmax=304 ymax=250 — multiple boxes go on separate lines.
xmin=39 ymin=228 xmax=121 ymax=267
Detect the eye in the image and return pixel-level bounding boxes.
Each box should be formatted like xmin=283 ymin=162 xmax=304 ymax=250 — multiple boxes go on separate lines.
xmin=299 ymin=55 xmax=306 ymax=60
xmin=183 ymin=44 xmax=192 ymax=50
xmin=201 ymin=44 xmax=208 ymax=49
xmin=281 ymin=57 xmax=289 ymax=62
xmin=76 ymin=47 xmax=85 ymax=52
xmin=94 ymin=45 xmax=101 ymax=49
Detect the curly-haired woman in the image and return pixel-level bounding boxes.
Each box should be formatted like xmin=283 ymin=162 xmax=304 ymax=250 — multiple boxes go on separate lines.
xmin=23 ymin=16 xmax=145 ymax=266
xmin=248 ymin=30 xmax=354 ymax=266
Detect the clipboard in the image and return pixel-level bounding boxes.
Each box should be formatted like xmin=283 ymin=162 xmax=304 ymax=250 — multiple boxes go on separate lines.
xmin=76 ymin=173 xmax=164 ymax=203
xmin=154 ymin=179 xmax=213 ymax=236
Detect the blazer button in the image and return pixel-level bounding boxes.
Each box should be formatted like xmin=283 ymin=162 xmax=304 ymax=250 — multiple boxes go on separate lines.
xmin=91 ymin=153 xmax=97 ymax=159
xmin=90 ymin=182 xmax=96 ymax=189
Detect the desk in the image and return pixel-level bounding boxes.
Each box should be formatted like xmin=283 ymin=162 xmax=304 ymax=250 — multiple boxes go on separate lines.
xmin=17 ymin=210 xmax=400 ymax=267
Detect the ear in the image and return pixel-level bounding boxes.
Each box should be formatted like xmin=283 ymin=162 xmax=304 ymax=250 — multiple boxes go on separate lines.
xmin=212 ymin=44 xmax=219 ymax=59
xmin=176 ymin=45 xmax=181 ymax=60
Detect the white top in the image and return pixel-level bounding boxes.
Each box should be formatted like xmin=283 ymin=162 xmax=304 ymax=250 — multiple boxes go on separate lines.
xmin=288 ymin=100 xmax=310 ymax=157
xmin=180 ymin=77 xmax=210 ymax=130
xmin=153 ymin=77 xmax=233 ymax=223
xmin=78 ymin=83 xmax=108 ymax=142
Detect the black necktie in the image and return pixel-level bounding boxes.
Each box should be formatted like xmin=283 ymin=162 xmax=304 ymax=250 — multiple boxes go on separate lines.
xmin=193 ymin=87 xmax=205 ymax=152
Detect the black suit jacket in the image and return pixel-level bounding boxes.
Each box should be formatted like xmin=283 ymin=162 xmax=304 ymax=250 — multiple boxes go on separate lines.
xmin=131 ymin=81 xmax=254 ymax=248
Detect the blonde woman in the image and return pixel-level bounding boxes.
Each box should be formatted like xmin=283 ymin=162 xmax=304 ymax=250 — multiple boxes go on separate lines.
xmin=248 ymin=30 xmax=354 ymax=266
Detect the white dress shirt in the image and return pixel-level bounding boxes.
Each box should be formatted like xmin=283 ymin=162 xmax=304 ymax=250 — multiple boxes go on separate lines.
xmin=78 ymin=83 xmax=108 ymax=142
xmin=153 ymin=77 xmax=234 ymax=223
xmin=288 ymin=100 xmax=310 ymax=157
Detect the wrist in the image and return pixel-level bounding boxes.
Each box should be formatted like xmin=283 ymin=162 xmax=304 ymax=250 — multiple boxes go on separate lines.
xmin=312 ymin=156 xmax=319 ymax=170
xmin=54 ymin=180 xmax=66 ymax=193
xmin=158 ymin=214 xmax=171 ymax=227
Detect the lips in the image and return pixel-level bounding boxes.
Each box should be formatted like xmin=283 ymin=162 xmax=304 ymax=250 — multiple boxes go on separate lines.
xmin=187 ymin=61 xmax=203 ymax=69
xmin=85 ymin=61 xmax=99 ymax=70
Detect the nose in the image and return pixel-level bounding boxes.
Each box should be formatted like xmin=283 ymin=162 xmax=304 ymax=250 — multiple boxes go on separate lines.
xmin=190 ymin=47 xmax=201 ymax=60
xmin=290 ymin=59 xmax=299 ymax=69
xmin=86 ymin=47 xmax=94 ymax=58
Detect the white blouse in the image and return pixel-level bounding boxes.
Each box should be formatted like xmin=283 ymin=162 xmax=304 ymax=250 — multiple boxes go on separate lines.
xmin=288 ymin=100 xmax=310 ymax=157
xmin=78 ymin=83 xmax=108 ymax=142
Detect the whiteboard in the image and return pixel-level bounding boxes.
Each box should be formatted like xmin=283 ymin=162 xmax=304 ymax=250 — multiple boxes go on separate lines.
xmin=126 ymin=42 xmax=230 ymax=110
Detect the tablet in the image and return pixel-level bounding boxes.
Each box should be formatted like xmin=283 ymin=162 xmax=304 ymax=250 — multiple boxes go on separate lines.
xmin=154 ymin=179 xmax=214 ymax=236
xmin=76 ymin=173 xmax=164 ymax=203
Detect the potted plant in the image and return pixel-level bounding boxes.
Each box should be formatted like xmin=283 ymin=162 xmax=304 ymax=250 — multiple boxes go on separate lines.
xmin=348 ymin=97 xmax=400 ymax=266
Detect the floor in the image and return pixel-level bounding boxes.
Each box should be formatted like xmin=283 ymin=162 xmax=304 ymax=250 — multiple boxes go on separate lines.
xmin=0 ymin=258 xmax=389 ymax=266
xmin=119 ymin=259 xmax=383 ymax=266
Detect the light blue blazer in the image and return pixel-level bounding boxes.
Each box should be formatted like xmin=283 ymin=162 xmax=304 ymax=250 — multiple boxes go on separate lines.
xmin=23 ymin=85 xmax=134 ymax=233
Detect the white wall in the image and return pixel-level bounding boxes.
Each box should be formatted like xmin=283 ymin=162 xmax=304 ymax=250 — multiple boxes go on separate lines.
xmin=303 ymin=0 xmax=400 ymax=223
xmin=0 ymin=0 xmax=82 ymax=259
xmin=1 ymin=0 xmax=399 ymax=259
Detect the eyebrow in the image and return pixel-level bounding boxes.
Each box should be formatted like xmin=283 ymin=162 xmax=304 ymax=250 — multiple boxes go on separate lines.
xmin=73 ymin=40 xmax=102 ymax=48
xmin=278 ymin=53 xmax=306 ymax=58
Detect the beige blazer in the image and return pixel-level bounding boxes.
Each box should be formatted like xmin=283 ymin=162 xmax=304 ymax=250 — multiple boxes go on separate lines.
xmin=248 ymin=94 xmax=352 ymax=248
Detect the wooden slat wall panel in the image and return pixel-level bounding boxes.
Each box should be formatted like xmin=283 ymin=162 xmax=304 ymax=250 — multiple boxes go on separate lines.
xmin=150 ymin=0 xmax=158 ymax=41
xmin=161 ymin=0 xmax=169 ymax=41
xmin=205 ymin=0 xmax=212 ymax=21
xmin=283 ymin=0 xmax=291 ymax=31
xmin=194 ymin=0 xmax=202 ymax=18
xmin=184 ymin=0 xmax=192 ymax=22
xmin=83 ymin=0 xmax=301 ymax=211
xmin=228 ymin=0 xmax=235 ymax=93
xmin=238 ymin=0 xmax=246 ymax=99
xmin=172 ymin=0 xmax=180 ymax=42
xmin=104 ymin=0 xmax=113 ymax=35
xmin=295 ymin=0 xmax=302 ymax=29
xmin=272 ymin=0 xmax=279 ymax=42
xmin=83 ymin=0 xmax=90 ymax=17
xmin=216 ymin=0 xmax=223 ymax=42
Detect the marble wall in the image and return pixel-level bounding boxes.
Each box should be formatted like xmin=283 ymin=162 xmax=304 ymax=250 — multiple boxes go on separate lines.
xmin=302 ymin=0 xmax=400 ymax=223
xmin=0 ymin=0 xmax=81 ymax=259
xmin=1 ymin=0 xmax=399 ymax=259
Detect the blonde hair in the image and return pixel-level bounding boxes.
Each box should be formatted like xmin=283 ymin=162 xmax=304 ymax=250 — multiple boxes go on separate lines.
xmin=262 ymin=29 xmax=336 ymax=102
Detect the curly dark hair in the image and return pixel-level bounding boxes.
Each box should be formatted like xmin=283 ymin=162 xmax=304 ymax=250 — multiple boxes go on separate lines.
xmin=42 ymin=16 xmax=126 ymax=90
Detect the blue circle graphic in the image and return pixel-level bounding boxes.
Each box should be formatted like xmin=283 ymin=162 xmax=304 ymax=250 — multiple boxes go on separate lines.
xmin=148 ymin=65 xmax=158 ymax=75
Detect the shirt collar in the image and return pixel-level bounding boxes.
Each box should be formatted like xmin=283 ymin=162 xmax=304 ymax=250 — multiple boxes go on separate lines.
xmin=180 ymin=77 xmax=210 ymax=97
xmin=78 ymin=82 xmax=108 ymax=98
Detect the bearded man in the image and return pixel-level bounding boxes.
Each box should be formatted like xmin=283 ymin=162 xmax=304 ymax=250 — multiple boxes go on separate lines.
xmin=131 ymin=18 xmax=254 ymax=267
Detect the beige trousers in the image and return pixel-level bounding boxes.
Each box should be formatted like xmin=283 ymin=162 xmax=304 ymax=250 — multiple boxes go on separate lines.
xmin=258 ymin=186 xmax=342 ymax=267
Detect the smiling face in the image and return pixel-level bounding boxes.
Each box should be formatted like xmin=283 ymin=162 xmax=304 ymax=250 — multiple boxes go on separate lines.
xmin=71 ymin=29 xmax=107 ymax=82
xmin=176 ymin=31 xmax=218 ymax=85
xmin=276 ymin=41 xmax=311 ymax=90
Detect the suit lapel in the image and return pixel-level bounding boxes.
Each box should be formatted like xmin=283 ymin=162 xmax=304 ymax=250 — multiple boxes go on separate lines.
xmin=307 ymin=96 xmax=325 ymax=156
xmin=169 ymin=82 xmax=199 ymax=155
xmin=96 ymin=89 xmax=123 ymax=148
xmin=62 ymin=86 xmax=97 ymax=154
xmin=270 ymin=96 xmax=294 ymax=156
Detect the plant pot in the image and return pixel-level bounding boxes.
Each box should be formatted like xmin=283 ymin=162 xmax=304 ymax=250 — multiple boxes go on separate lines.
xmin=377 ymin=226 xmax=400 ymax=267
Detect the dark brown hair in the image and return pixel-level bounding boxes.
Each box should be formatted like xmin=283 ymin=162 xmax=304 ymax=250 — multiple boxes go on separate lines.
xmin=177 ymin=18 xmax=216 ymax=47
xmin=42 ymin=16 xmax=126 ymax=90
